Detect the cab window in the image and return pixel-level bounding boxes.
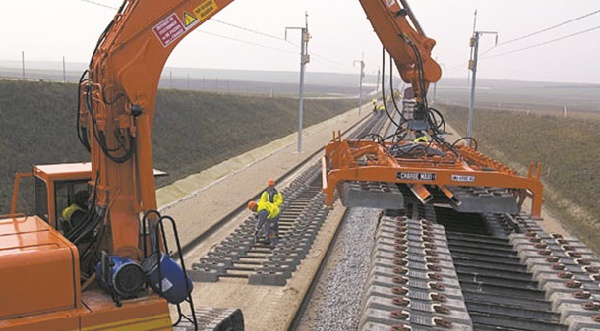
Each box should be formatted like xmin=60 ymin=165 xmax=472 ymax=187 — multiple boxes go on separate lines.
xmin=34 ymin=177 xmax=49 ymax=222
xmin=54 ymin=180 xmax=89 ymax=232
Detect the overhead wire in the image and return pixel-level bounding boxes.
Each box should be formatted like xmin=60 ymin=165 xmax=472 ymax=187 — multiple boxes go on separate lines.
xmin=211 ymin=19 xmax=286 ymax=42
xmin=483 ymin=24 xmax=600 ymax=60
xmin=210 ymin=19 xmax=355 ymax=71
xmin=78 ymin=0 xmax=355 ymax=72
xmin=197 ymin=30 xmax=297 ymax=54
xmin=202 ymin=26 xmax=355 ymax=71
xmin=478 ymin=8 xmax=600 ymax=60
xmin=80 ymin=0 xmax=118 ymax=10
xmin=436 ymin=8 xmax=600 ymax=76
xmin=497 ymin=8 xmax=600 ymax=47
xmin=310 ymin=53 xmax=356 ymax=72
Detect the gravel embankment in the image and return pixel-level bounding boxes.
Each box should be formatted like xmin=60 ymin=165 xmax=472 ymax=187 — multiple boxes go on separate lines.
xmin=296 ymin=207 xmax=381 ymax=330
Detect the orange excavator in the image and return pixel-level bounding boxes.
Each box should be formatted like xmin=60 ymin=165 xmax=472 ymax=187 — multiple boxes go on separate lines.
xmin=0 ymin=0 xmax=543 ymax=330
xmin=1 ymin=0 xmax=239 ymax=330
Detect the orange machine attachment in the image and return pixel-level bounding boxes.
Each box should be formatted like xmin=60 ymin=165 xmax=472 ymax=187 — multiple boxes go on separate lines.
xmin=322 ymin=132 xmax=544 ymax=218
xmin=325 ymin=1 xmax=543 ymax=219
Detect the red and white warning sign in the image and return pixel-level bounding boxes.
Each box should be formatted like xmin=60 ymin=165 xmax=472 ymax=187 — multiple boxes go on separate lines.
xmin=152 ymin=13 xmax=186 ymax=47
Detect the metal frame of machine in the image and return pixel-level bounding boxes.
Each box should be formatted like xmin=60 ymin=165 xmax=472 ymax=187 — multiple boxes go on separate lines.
xmin=322 ymin=132 xmax=543 ymax=217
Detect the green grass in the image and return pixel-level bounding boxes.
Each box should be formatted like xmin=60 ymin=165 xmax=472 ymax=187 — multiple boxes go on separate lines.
xmin=440 ymin=103 xmax=600 ymax=254
xmin=0 ymin=80 xmax=356 ymax=214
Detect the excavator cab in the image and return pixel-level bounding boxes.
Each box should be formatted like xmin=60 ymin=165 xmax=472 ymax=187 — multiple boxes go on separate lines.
xmin=11 ymin=163 xmax=92 ymax=231
xmin=11 ymin=162 xmax=167 ymax=233
xmin=2 ymin=163 xmax=205 ymax=331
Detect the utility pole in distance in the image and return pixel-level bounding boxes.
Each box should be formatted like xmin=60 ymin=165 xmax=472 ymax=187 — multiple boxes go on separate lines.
xmin=354 ymin=53 xmax=365 ymax=116
xmin=467 ymin=11 xmax=497 ymax=146
xmin=286 ymin=12 xmax=310 ymax=154
xmin=62 ymin=56 xmax=67 ymax=82
xmin=22 ymin=51 xmax=25 ymax=80
xmin=376 ymin=69 xmax=381 ymax=94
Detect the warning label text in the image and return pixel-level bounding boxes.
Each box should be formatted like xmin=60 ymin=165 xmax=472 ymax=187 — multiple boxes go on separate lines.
xmin=194 ymin=0 xmax=219 ymax=21
xmin=153 ymin=13 xmax=186 ymax=47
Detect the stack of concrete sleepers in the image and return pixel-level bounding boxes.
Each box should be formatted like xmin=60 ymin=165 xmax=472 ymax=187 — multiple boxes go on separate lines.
xmin=509 ymin=213 xmax=600 ymax=330
xmin=359 ymin=215 xmax=472 ymax=330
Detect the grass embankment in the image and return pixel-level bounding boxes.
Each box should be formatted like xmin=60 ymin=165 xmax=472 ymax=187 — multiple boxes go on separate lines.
xmin=440 ymin=104 xmax=600 ymax=254
xmin=0 ymin=80 xmax=356 ymax=214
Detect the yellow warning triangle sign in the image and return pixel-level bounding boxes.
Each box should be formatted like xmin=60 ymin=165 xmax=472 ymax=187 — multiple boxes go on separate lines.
xmin=183 ymin=12 xmax=198 ymax=27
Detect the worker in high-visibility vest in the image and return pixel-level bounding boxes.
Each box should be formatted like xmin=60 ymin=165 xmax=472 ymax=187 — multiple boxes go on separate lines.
xmin=413 ymin=130 xmax=429 ymax=143
xmin=248 ymin=199 xmax=280 ymax=248
xmin=260 ymin=179 xmax=283 ymax=207
xmin=61 ymin=190 xmax=90 ymax=233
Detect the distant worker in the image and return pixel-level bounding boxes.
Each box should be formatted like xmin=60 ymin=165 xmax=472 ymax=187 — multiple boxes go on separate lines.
xmin=260 ymin=179 xmax=283 ymax=207
xmin=413 ymin=130 xmax=429 ymax=143
xmin=372 ymin=98 xmax=377 ymax=112
xmin=248 ymin=200 xmax=280 ymax=248
xmin=61 ymin=190 xmax=90 ymax=233
xmin=259 ymin=179 xmax=282 ymax=246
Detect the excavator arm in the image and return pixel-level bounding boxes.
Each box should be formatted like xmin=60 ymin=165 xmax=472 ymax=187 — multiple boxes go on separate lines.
xmin=360 ymin=0 xmax=442 ymax=129
xmin=360 ymin=0 xmax=441 ymax=101
xmin=78 ymin=0 xmax=234 ymax=257
xmin=77 ymin=0 xmax=446 ymax=264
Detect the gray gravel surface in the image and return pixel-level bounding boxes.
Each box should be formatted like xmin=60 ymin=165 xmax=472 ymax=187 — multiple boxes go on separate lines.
xmin=295 ymin=207 xmax=381 ymax=331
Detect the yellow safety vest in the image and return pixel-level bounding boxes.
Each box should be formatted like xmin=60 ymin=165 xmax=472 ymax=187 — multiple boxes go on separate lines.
xmin=256 ymin=201 xmax=280 ymax=220
xmin=62 ymin=204 xmax=83 ymax=222
xmin=260 ymin=189 xmax=283 ymax=207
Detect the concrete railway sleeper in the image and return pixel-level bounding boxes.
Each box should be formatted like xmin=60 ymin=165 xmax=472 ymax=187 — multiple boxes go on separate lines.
xmin=359 ymin=206 xmax=600 ymax=330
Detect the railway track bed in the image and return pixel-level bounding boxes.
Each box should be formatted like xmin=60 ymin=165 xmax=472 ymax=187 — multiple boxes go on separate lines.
xmin=166 ymin=109 xmax=600 ymax=330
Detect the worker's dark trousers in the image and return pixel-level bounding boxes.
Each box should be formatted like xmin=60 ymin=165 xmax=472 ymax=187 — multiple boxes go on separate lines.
xmin=256 ymin=215 xmax=279 ymax=245
xmin=268 ymin=216 xmax=279 ymax=245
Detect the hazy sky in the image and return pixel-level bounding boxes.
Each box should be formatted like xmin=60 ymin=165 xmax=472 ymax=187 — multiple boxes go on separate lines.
xmin=1 ymin=0 xmax=599 ymax=84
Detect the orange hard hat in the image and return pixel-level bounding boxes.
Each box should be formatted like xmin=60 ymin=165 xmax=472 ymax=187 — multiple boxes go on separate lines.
xmin=248 ymin=200 xmax=257 ymax=211
xmin=268 ymin=179 xmax=275 ymax=187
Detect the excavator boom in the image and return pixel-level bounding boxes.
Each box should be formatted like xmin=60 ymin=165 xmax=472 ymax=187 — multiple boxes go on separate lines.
xmin=359 ymin=0 xmax=442 ymax=104
xmin=79 ymin=0 xmax=234 ymax=258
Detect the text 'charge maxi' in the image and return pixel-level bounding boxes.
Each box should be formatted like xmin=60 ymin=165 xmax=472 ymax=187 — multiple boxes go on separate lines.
xmin=396 ymin=172 xmax=436 ymax=181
